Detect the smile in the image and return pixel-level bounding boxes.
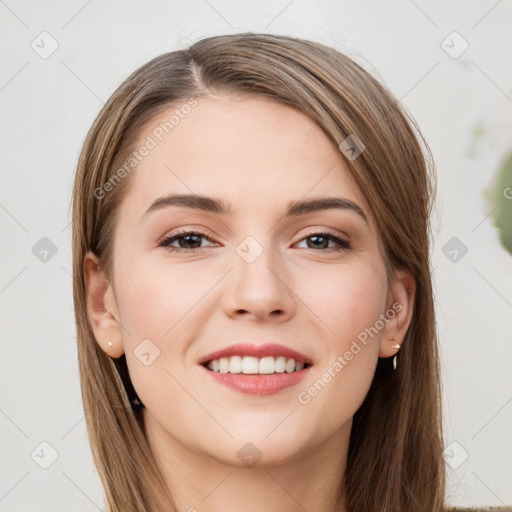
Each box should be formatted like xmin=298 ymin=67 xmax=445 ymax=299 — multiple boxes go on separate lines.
xmin=198 ymin=342 xmax=313 ymax=395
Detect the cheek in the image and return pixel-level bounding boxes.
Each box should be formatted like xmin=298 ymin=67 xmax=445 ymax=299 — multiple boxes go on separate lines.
xmin=294 ymin=263 xmax=386 ymax=423
xmin=114 ymin=258 xmax=218 ymax=397
xmin=115 ymin=266 xmax=191 ymax=412
xmin=303 ymin=262 xmax=387 ymax=347
xmin=116 ymin=257 xmax=210 ymax=342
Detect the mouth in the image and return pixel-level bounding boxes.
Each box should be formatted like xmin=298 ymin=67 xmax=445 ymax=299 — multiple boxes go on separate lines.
xmin=198 ymin=343 xmax=313 ymax=395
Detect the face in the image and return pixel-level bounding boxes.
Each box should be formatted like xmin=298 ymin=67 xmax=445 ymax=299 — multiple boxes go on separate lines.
xmin=86 ymin=94 xmax=414 ymax=468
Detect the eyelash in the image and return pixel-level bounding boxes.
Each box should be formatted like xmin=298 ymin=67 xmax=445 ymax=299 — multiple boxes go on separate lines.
xmin=158 ymin=229 xmax=351 ymax=254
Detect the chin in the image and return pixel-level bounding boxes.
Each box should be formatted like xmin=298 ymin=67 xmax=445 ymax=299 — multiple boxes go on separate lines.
xmin=204 ymin=434 xmax=312 ymax=469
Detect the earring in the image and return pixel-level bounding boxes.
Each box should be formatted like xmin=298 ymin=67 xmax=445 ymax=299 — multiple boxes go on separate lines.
xmin=107 ymin=341 xmax=113 ymax=347
xmin=391 ymin=344 xmax=400 ymax=370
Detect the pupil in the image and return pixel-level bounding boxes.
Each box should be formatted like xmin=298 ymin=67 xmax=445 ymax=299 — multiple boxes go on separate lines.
xmin=308 ymin=236 xmax=327 ymax=249
xmin=182 ymin=234 xmax=200 ymax=248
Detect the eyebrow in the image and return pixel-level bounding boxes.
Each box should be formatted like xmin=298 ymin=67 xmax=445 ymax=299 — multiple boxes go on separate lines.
xmin=141 ymin=193 xmax=368 ymax=223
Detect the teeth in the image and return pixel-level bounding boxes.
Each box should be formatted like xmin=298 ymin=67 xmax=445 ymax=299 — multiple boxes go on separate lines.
xmin=275 ymin=356 xmax=286 ymax=373
xmin=242 ymin=356 xmax=259 ymax=374
xmin=206 ymin=355 xmax=307 ymax=374
xmin=230 ymin=355 xmax=242 ymax=374
xmin=285 ymin=358 xmax=296 ymax=373
xmin=219 ymin=357 xmax=229 ymax=374
xmin=259 ymin=356 xmax=275 ymax=374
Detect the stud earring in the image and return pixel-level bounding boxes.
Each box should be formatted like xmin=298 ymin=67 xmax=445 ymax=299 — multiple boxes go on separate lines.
xmin=107 ymin=341 xmax=113 ymax=347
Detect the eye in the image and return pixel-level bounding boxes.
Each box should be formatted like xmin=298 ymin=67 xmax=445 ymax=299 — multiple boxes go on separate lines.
xmin=158 ymin=230 xmax=217 ymax=253
xmin=295 ymin=231 xmax=351 ymax=252
xmin=158 ymin=230 xmax=351 ymax=254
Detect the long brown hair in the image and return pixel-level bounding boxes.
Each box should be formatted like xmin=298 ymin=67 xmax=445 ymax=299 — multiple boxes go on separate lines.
xmin=72 ymin=32 xmax=445 ymax=512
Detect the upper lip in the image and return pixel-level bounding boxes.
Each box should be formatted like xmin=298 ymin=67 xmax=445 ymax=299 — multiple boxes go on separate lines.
xmin=198 ymin=343 xmax=313 ymax=366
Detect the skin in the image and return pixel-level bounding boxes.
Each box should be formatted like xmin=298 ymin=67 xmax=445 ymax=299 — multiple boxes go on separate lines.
xmin=85 ymin=94 xmax=415 ymax=512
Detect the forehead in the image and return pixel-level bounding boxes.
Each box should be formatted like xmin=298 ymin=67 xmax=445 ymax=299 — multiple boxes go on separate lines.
xmin=119 ymin=94 xmax=370 ymax=222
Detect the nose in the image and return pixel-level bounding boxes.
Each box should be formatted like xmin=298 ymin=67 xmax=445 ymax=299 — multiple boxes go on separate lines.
xmin=222 ymin=242 xmax=296 ymax=322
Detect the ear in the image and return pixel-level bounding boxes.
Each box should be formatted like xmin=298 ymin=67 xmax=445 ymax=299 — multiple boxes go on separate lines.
xmin=84 ymin=251 xmax=125 ymax=358
xmin=378 ymin=268 xmax=416 ymax=358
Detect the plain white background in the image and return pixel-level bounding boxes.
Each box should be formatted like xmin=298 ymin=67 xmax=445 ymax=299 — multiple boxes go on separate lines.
xmin=1 ymin=1 xmax=511 ymax=510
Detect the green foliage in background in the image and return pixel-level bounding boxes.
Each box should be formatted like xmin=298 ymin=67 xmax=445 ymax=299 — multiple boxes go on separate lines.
xmin=487 ymin=150 xmax=512 ymax=255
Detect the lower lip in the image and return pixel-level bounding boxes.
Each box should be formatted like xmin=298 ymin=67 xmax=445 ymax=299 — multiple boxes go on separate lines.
xmin=200 ymin=364 xmax=311 ymax=396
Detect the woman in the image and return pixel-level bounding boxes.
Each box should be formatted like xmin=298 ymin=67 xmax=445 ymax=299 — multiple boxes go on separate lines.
xmin=72 ymin=32 xmax=446 ymax=511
